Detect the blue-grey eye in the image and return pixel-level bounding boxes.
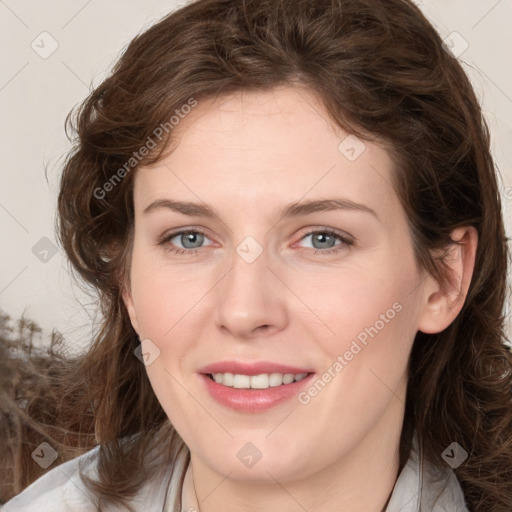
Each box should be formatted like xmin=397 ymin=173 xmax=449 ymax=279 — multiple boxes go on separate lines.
xmin=170 ymin=231 xmax=207 ymax=249
xmin=300 ymin=231 xmax=343 ymax=250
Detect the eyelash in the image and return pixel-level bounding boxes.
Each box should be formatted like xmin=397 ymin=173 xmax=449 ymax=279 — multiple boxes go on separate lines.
xmin=159 ymin=228 xmax=353 ymax=257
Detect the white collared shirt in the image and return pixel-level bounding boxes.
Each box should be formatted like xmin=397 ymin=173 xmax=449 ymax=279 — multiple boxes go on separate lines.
xmin=2 ymin=431 xmax=469 ymax=511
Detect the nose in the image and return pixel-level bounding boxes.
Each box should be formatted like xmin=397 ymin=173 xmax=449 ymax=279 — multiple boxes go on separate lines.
xmin=214 ymin=245 xmax=288 ymax=340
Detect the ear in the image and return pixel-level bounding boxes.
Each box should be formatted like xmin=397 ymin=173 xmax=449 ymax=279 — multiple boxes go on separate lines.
xmin=121 ymin=281 xmax=140 ymax=335
xmin=417 ymin=226 xmax=478 ymax=334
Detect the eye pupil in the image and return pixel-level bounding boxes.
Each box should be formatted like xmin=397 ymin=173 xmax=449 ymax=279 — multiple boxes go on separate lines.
xmin=313 ymin=232 xmax=336 ymax=249
xmin=182 ymin=232 xmax=204 ymax=248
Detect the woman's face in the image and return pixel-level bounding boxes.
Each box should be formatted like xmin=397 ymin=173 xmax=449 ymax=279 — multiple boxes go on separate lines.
xmin=123 ymin=87 xmax=434 ymax=483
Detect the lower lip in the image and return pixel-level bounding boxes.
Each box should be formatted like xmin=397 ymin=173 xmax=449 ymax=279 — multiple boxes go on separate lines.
xmin=199 ymin=373 xmax=315 ymax=412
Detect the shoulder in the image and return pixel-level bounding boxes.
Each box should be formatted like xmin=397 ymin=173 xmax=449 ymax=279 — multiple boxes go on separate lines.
xmin=2 ymin=446 xmax=102 ymax=512
xmin=2 ymin=441 xmax=190 ymax=512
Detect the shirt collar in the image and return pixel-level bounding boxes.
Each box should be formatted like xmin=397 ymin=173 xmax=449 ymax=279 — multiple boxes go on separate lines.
xmin=386 ymin=430 xmax=469 ymax=511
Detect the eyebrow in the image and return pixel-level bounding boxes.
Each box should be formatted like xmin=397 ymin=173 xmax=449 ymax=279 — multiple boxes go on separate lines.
xmin=143 ymin=197 xmax=379 ymax=221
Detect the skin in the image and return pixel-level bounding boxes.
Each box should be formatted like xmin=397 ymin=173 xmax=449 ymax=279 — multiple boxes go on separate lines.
xmin=122 ymin=86 xmax=477 ymax=512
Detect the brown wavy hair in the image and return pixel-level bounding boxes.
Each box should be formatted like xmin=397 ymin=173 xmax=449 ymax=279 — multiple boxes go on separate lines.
xmin=12 ymin=0 xmax=512 ymax=510
xmin=0 ymin=316 xmax=96 ymax=503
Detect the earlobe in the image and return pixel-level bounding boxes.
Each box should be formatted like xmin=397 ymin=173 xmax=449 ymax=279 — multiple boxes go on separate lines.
xmin=121 ymin=283 xmax=140 ymax=335
xmin=417 ymin=226 xmax=478 ymax=334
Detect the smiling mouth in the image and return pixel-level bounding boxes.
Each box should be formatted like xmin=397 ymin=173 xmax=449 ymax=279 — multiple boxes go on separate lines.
xmin=206 ymin=372 xmax=311 ymax=389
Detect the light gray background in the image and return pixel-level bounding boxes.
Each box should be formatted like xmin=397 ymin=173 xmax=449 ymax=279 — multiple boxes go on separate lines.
xmin=0 ymin=0 xmax=511 ymax=352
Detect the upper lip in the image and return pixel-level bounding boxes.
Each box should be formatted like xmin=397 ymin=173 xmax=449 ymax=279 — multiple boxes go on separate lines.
xmin=198 ymin=361 xmax=314 ymax=376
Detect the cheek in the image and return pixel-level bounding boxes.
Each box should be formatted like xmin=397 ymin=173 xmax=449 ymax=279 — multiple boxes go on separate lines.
xmin=290 ymin=251 xmax=419 ymax=352
xmin=314 ymin=290 xmax=415 ymax=411
xmin=323 ymin=276 xmax=419 ymax=409
xmin=301 ymin=251 xmax=421 ymax=405
xmin=129 ymin=247 xmax=212 ymax=341
xmin=296 ymin=294 xmax=417 ymax=463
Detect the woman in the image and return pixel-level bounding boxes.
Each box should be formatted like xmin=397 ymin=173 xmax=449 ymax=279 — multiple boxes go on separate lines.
xmin=3 ymin=0 xmax=511 ymax=510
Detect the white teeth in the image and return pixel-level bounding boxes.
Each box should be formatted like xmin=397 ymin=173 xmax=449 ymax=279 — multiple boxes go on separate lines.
xmin=233 ymin=374 xmax=251 ymax=389
xmin=269 ymin=373 xmax=284 ymax=387
xmin=222 ymin=372 xmax=234 ymax=386
xmin=282 ymin=373 xmax=295 ymax=384
xmin=250 ymin=374 xmax=269 ymax=389
xmin=211 ymin=372 xmax=309 ymax=389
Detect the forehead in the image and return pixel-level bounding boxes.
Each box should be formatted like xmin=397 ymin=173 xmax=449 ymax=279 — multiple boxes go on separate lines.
xmin=133 ymin=87 xmax=399 ymax=220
